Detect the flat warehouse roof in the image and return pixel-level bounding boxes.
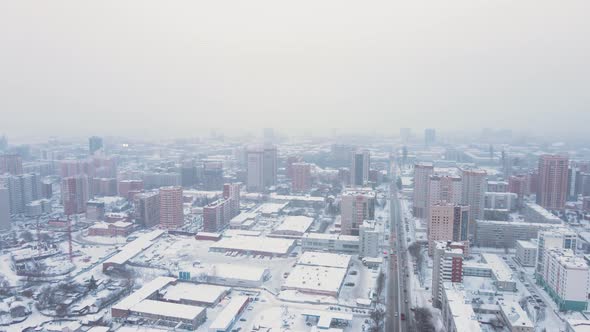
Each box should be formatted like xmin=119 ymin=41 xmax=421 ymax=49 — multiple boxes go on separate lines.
xmin=210 ymin=236 xmax=295 ymax=255
xmin=274 ymin=216 xmax=314 ymax=234
xmin=283 ymin=265 xmax=348 ymax=294
xmin=112 ymin=277 xmax=176 ymax=312
xmin=298 ymin=251 xmax=351 ymax=269
xmin=162 ymin=283 xmax=229 ymax=304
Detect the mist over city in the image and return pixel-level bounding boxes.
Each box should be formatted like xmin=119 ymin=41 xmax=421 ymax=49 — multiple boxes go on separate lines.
xmin=2 ymin=1 xmax=590 ymax=332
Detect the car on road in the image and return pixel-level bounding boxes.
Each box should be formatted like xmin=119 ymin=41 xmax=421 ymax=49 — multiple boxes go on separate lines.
xmin=400 ymin=313 xmax=406 ymax=321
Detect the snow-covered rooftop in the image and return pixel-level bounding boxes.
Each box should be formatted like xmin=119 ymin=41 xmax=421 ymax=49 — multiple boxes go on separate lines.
xmin=112 ymin=276 xmax=176 ymax=312
xmin=162 ymin=283 xmax=229 ymax=305
xmin=283 ymin=265 xmax=348 ymax=295
xmin=210 ymin=236 xmax=295 ymax=255
xmin=273 ymin=216 xmax=314 ymax=235
xmin=481 ymin=253 xmax=514 ymax=283
xmin=297 ymin=251 xmax=351 ymax=269
xmin=132 ymin=299 xmax=205 ymax=320
xmin=208 ymin=296 xmax=249 ymax=331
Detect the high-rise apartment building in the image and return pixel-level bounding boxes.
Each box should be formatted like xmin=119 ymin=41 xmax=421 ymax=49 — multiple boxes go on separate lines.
xmin=159 ymin=186 xmax=184 ymax=229
xmin=92 ymin=178 xmax=117 ymax=196
xmin=0 ymin=173 xmax=42 ymax=214
xmin=508 ymin=175 xmax=527 ymax=207
xmin=425 ymin=128 xmax=436 ymax=147
xmin=0 ymin=154 xmax=23 ymax=175
xmin=428 ymin=203 xmax=469 ymax=255
xmin=203 ymin=161 xmax=223 ymax=190
xmin=203 ymin=199 xmax=231 ymax=232
xmin=426 ymin=174 xmax=462 ymax=222
xmin=62 ymin=175 xmax=89 ymax=215
xmin=263 ymin=145 xmax=278 ymax=188
xmin=89 ymin=136 xmax=103 ymax=155
xmin=359 ymin=220 xmax=381 ymax=258
xmin=222 ymin=183 xmax=240 ymax=219
xmin=246 ymin=145 xmax=277 ymax=192
xmin=286 ymin=155 xmax=303 ymax=179
xmin=0 ymin=187 xmax=10 ymax=230
xmin=538 ymin=248 xmax=589 ymax=311
xmin=134 ymin=191 xmax=160 ymax=227
xmin=461 ymin=168 xmax=487 ymax=236
xmin=413 ymin=163 xmax=434 ymax=218
xmin=537 ymin=155 xmax=568 ymax=210
xmin=60 ymin=159 xmax=95 ymax=178
xmin=340 ymin=188 xmax=375 ymax=236
xmin=536 ymin=228 xmax=577 ymax=273
xmin=432 ymin=241 xmax=465 ymax=308
xmin=350 ymin=149 xmax=370 ymax=187
xmin=292 ymin=162 xmax=312 ymax=192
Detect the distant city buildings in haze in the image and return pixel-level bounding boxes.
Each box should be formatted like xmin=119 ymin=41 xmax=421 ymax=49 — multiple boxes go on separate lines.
xmin=292 ymin=162 xmax=311 ymax=192
xmin=425 ymin=128 xmax=436 ymax=147
xmin=0 ymin=154 xmax=23 ymax=175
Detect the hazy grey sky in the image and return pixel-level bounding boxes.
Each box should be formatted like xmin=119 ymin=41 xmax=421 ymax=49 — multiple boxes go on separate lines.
xmin=1 ymin=1 xmax=589 ymax=139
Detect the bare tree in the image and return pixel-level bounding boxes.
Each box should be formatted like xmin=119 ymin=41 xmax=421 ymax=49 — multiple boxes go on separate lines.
xmin=21 ymin=230 xmax=33 ymax=242
xmin=0 ymin=275 xmax=12 ymax=298
xmin=414 ymin=307 xmax=435 ymax=332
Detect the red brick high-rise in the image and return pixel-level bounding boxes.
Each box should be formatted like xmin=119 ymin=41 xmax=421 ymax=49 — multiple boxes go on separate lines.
xmin=203 ymin=199 xmax=230 ymax=232
xmin=537 ymin=155 xmax=568 ymax=210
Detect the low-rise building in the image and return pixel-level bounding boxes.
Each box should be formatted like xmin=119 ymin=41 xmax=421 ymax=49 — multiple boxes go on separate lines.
xmin=481 ymin=253 xmax=517 ymax=292
xmin=88 ymin=221 xmax=134 ymax=237
xmin=208 ymin=296 xmax=250 ymax=332
xmin=271 ymin=215 xmax=314 ymax=238
xmin=359 ymin=220 xmax=381 ymax=258
xmin=475 ymin=220 xmax=555 ymax=248
xmin=523 ymin=202 xmax=563 ymax=224
xmin=441 ymin=283 xmax=482 ymax=332
xmin=209 ymin=236 xmax=296 ymax=257
xmin=161 ymin=283 xmax=229 ymax=307
xmin=130 ymin=299 xmax=206 ymax=329
xmin=301 ymin=233 xmax=360 ymax=254
xmin=515 ymin=240 xmax=537 ymax=267
xmin=499 ymin=302 xmax=534 ymax=332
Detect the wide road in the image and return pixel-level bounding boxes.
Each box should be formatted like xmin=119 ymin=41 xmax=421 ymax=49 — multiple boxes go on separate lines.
xmin=385 ymin=181 xmax=412 ymax=332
